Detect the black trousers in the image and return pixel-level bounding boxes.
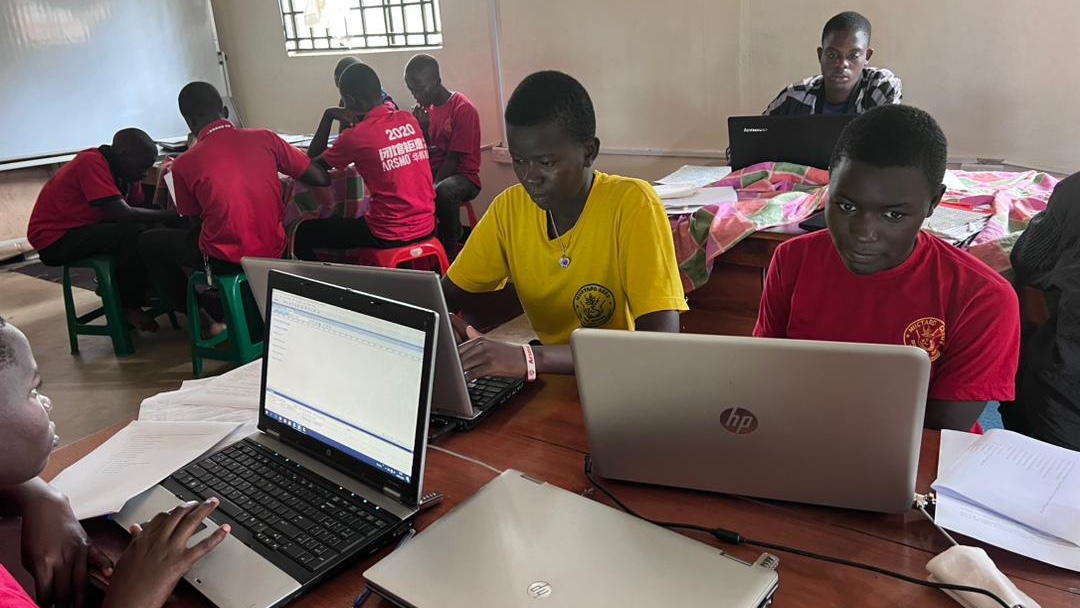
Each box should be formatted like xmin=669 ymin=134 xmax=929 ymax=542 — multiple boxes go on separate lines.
xmin=434 ymin=175 xmax=481 ymax=257
xmin=136 ymin=227 xmax=242 ymax=314
xmin=37 ymin=223 xmax=150 ymax=309
xmin=292 ymin=217 xmax=428 ymax=261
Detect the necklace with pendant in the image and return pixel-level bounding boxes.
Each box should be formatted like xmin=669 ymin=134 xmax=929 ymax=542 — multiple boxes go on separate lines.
xmin=547 ymin=210 xmax=571 ymax=269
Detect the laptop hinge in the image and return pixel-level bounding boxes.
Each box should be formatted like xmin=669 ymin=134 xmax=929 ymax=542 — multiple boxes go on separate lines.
xmin=383 ymin=487 xmax=402 ymax=501
xmin=265 ymin=428 xmax=280 ymax=438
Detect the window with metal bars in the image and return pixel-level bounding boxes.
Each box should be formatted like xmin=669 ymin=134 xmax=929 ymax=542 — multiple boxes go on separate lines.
xmin=279 ymin=0 xmax=442 ymax=55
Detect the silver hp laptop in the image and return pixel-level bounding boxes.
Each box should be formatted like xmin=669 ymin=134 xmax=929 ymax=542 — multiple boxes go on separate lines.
xmin=242 ymin=258 xmax=523 ymax=427
xmin=728 ymin=114 xmax=855 ymax=170
xmin=116 ymin=271 xmax=438 ymax=608
xmin=365 ymin=470 xmax=779 ymax=607
xmin=572 ymin=330 xmax=930 ymax=513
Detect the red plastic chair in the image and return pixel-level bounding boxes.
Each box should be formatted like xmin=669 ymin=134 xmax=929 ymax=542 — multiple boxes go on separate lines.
xmin=354 ymin=236 xmax=450 ymax=274
xmin=461 ymin=199 xmax=479 ymax=228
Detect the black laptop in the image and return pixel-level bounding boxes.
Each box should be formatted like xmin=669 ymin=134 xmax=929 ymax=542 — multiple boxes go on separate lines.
xmin=727 ymin=114 xmax=855 ymax=171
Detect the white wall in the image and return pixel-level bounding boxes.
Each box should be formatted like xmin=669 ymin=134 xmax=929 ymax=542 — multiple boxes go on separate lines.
xmin=740 ymin=0 xmax=1080 ymax=172
xmin=213 ymin=0 xmax=1080 ymax=183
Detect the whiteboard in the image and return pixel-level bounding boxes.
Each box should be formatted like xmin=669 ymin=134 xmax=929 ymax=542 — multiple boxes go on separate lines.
xmin=0 ymin=0 xmax=227 ymax=163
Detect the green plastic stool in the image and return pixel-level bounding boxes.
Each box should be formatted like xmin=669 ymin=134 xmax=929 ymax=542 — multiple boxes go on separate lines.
xmin=187 ymin=272 xmax=264 ymax=377
xmin=62 ymin=256 xmax=178 ymax=357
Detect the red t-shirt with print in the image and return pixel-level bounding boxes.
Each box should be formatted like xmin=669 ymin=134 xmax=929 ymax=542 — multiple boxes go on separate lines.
xmin=754 ymin=229 xmax=1020 ymax=403
xmin=170 ymin=120 xmax=313 ymax=264
xmin=424 ymin=92 xmax=481 ymax=187
xmin=321 ymin=106 xmax=436 ymax=242
xmin=27 ymin=148 xmax=145 ymax=250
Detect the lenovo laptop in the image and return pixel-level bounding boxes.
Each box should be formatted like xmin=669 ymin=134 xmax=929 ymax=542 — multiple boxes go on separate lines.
xmin=365 ymin=470 xmax=780 ymax=608
xmin=728 ymin=114 xmax=855 ymax=170
xmin=242 ymin=258 xmax=523 ymax=427
xmin=572 ymin=329 xmax=930 ymax=513
xmin=116 ymin=270 xmax=438 ymax=608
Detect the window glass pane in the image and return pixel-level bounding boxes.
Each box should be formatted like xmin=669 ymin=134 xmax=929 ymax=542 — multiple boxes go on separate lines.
xmin=428 ymin=33 xmax=442 ymax=46
xmin=406 ymin=33 xmax=424 ymax=46
xmin=388 ymin=6 xmax=404 ymax=33
xmin=363 ymin=8 xmax=386 ymax=34
xmin=404 ymin=5 xmax=423 ymax=32
xmin=299 ymin=39 xmax=313 ymax=50
xmin=314 ymin=38 xmax=329 ymax=49
xmin=368 ymin=35 xmax=388 ymax=47
xmin=423 ymin=4 xmax=434 ymax=31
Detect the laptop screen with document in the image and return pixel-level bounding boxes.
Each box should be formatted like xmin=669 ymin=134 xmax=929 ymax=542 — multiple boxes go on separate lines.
xmin=263 ymin=288 xmax=425 ymax=483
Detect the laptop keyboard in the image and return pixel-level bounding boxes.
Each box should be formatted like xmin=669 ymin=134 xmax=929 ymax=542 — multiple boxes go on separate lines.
xmin=468 ymin=376 xmax=522 ymax=410
xmin=166 ymin=439 xmax=394 ymax=573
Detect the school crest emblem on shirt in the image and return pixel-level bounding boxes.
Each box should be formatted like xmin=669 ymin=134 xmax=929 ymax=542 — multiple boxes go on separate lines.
xmin=903 ymin=317 xmax=945 ymax=362
xmin=573 ymin=283 xmax=615 ymax=328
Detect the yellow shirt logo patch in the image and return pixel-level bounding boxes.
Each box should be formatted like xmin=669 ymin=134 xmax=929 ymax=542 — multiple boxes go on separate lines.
xmin=573 ymin=283 xmax=615 ymax=328
xmin=904 ymin=317 xmax=946 ymax=362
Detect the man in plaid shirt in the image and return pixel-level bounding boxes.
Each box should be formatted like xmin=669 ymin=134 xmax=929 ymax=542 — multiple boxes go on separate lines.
xmin=764 ymin=11 xmax=902 ymax=116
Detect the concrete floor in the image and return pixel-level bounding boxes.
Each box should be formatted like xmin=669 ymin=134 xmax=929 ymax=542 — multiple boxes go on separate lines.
xmin=0 ymin=270 xmax=536 ymax=447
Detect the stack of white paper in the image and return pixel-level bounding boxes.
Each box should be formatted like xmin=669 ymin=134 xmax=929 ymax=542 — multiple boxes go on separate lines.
xmin=50 ymin=420 xmax=240 ymax=520
xmin=656 ymin=165 xmax=733 ymax=188
xmin=138 ymin=360 xmax=263 ymax=450
xmin=933 ymin=430 xmax=1080 ymax=572
xmin=661 ymin=186 xmax=738 ymax=216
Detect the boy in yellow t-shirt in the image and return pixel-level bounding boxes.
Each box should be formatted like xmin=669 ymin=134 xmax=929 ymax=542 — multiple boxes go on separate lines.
xmin=443 ymin=70 xmax=687 ymax=380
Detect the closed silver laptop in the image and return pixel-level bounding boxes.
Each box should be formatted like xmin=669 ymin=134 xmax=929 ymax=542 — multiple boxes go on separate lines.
xmin=365 ymin=470 xmax=779 ymax=608
xmin=571 ymin=329 xmax=930 ymax=513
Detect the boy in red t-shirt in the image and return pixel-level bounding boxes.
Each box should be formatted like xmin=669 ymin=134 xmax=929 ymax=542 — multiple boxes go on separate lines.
xmin=404 ymin=54 xmax=482 ymax=258
xmin=753 ymin=105 xmax=1020 ymax=431
xmin=293 ymin=63 xmax=436 ymax=260
xmin=27 ymin=128 xmax=177 ymax=331
xmin=0 ymin=315 xmax=227 ymax=607
xmin=138 ymin=82 xmax=329 ymax=328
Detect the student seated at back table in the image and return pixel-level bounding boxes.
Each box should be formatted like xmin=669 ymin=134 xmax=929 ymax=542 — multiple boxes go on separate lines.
xmin=404 ymin=54 xmax=482 ymax=258
xmin=293 ymin=63 xmax=437 ymax=261
xmin=753 ymin=105 xmax=1019 ymax=431
xmin=999 ymin=172 xmax=1080 ymax=450
xmin=332 ymin=56 xmax=398 ymax=132
xmin=0 ymin=315 xmax=227 ymax=607
xmin=138 ymin=81 xmax=330 ymax=329
xmin=442 ymin=71 xmax=687 ymax=380
xmin=27 ymin=129 xmax=177 ymax=331
xmin=764 ymin=11 xmax=902 ymax=116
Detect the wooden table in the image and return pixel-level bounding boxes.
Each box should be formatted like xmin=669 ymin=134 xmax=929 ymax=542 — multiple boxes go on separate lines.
xmin=43 ymin=377 xmax=1079 ymax=607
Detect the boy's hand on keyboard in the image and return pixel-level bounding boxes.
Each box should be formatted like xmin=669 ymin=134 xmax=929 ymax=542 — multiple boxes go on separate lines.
xmin=459 ymin=337 xmax=526 ymax=381
xmin=101 ymin=498 xmax=230 ymax=608
xmin=450 ymin=314 xmax=482 ymax=345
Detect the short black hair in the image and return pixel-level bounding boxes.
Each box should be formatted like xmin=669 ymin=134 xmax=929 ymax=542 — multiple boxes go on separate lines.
xmin=334 ymin=56 xmax=360 ymax=85
xmin=111 ymin=128 xmax=157 ymax=160
xmin=822 ymin=11 xmax=871 ymax=44
xmin=831 ymin=105 xmax=948 ymax=190
xmin=338 ymin=63 xmax=383 ymax=105
xmin=178 ymin=81 xmax=224 ymax=121
xmin=0 ymin=315 xmax=13 ymax=373
xmin=504 ymin=71 xmax=595 ymax=143
xmin=405 ymin=54 xmax=439 ymax=78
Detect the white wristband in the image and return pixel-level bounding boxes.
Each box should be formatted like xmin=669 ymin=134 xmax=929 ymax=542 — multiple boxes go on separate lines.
xmin=522 ymin=344 xmax=537 ymax=382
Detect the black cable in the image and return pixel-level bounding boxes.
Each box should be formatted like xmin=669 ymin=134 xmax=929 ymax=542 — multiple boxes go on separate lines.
xmin=583 ymin=455 xmax=1014 ymax=608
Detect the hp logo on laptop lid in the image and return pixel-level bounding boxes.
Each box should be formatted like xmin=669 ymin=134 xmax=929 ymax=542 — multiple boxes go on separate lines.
xmin=720 ymin=408 xmax=759 ymax=434
xmin=527 ymin=581 xmax=552 ymax=599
